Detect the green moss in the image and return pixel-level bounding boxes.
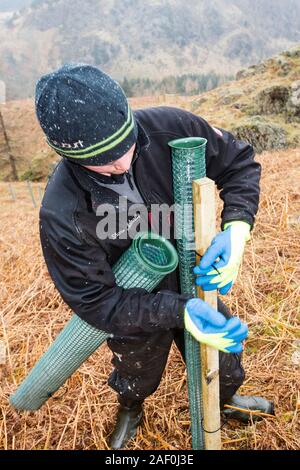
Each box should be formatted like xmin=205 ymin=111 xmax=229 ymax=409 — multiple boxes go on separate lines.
xmin=19 ymin=154 xmax=56 ymax=181
xmin=282 ymin=412 xmax=294 ymax=423
xmin=245 ymin=344 xmax=258 ymax=354
xmin=231 ymin=117 xmax=287 ymax=153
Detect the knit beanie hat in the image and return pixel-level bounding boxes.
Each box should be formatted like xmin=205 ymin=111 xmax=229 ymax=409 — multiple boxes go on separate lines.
xmin=35 ymin=64 xmax=138 ymax=165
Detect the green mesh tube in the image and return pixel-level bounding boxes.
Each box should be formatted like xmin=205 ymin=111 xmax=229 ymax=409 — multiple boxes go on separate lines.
xmin=169 ymin=137 xmax=207 ymax=450
xmin=10 ymin=232 xmax=178 ymax=411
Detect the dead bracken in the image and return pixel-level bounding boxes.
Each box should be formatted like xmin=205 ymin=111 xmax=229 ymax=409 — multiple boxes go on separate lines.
xmin=0 ymin=147 xmax=299 ymax=450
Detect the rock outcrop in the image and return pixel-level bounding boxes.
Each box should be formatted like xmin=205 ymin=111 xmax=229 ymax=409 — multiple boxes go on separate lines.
xmin=256 ymin=86 xmax=291 ymax=115
xmin=232 ymin=117 xmax=287 ymax=153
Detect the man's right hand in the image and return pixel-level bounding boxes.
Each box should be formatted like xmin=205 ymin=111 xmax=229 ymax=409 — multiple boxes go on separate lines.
xmin=184 ymin=298 xmax=248 ymax=353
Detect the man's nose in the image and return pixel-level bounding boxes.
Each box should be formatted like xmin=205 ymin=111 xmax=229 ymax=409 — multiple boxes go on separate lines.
xmin=114 ymin=161 xmax=129 ymax=171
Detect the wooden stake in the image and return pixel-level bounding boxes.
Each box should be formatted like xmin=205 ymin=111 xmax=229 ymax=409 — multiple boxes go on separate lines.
xmin=193 ymin=177 xmax=221 ymax=450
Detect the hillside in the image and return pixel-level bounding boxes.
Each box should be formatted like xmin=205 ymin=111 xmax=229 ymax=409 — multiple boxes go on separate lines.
xmin=0 ymin=39 xmax=299 ymax=452
xmin=0 ymin=0 xmax=300 ymax=99
xmin=189 ymin=45 xmax=300 ymax=152
xmin=0 ymin=44 xmax=299 ymax=181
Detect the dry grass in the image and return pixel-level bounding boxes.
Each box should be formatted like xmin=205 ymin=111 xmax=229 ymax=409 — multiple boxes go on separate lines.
xmin=0 ymin=147 xmax=299 ymax=450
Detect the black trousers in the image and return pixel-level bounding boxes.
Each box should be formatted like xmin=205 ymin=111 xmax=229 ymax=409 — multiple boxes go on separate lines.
xmin=107 ymin=299 xmax=245 ymax=407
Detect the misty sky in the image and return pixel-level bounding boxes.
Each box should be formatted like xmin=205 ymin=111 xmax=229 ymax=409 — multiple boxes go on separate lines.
xmin=0 ymin=0 xmax=33 ymax=12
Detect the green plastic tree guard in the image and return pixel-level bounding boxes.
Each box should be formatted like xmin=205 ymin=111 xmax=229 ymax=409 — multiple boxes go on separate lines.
xmin=169 ymin=137 xmax=207 ymax=450
xmin=10 ymin=232 xmax=178 ymax=411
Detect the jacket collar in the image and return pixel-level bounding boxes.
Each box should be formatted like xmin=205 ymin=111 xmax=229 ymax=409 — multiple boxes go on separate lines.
xmin=135 ymin=116 xmax=150 ymax=152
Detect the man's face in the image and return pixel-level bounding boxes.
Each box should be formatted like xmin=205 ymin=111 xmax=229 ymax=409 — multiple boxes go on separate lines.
xmin=83 ymin=144 xmax=136 ymax=176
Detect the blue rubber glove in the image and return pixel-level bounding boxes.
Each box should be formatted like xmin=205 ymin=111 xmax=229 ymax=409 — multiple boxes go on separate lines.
xmin=184 ymin=298 xmax=248 ymax=353
xmin=194 ymin=221 xmax=251 ymax=295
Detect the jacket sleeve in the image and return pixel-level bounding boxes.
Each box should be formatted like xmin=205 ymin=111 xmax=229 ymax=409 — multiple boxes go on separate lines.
xmin=188 ymin=112 xmax=261 ymax=229
xmin=40 ymin=206 xmax=189 ymax=336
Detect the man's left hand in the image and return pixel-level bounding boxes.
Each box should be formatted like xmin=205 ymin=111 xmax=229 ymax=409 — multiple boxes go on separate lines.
xmin=194 ymin=221 xmax=251 ymax=295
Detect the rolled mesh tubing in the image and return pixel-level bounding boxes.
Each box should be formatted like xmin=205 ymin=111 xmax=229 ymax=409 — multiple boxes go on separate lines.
xmin=10 ymin=232 xmax=178 ymax=411
xmin=169 ymin=137 xmax=207 ymax=450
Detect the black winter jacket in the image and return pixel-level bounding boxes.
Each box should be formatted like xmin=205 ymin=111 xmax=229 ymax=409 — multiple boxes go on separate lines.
xmin=40 ymin=106 xmax=261 ymax=336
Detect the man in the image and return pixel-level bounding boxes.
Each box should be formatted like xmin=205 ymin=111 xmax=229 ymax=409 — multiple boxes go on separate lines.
xmin=36 ymin=64 xmax=273 ymax=449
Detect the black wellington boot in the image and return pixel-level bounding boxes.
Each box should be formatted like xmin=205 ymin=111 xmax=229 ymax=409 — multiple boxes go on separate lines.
xmin=223 ymin=394 xmax=275 ymax=424
xmin=109 ymin=398 xmax=144 ymax=450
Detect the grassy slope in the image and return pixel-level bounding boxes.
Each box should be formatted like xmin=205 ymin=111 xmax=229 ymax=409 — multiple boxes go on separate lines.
xmin=0 ymin=49 xmax=299 ymax=448
xmin=188 ymin=50 xmax=300 ymax=144
xmin=0 ymin=146 xmax=299 ymax=450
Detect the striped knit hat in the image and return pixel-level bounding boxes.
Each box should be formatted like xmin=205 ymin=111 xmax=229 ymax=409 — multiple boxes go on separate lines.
xmin=35 ymin=64 xmax=138 ymax=165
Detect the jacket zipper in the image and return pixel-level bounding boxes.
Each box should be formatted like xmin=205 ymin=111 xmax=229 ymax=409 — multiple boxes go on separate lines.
xmin=125 ymin=171 xmax=134 ymax=191
xmin=132 ymin=156 xmax=153 ymax=209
